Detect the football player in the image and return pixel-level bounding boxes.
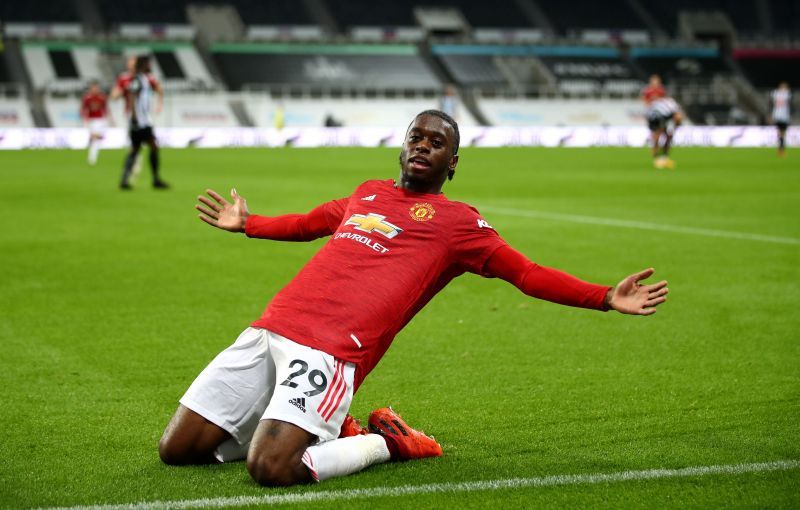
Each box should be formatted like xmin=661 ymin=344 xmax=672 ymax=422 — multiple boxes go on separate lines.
xmin=646 ymin=97 xmax=683 ymax=169
xmin=770 ymin=81 xmax=792 ymax=158
xmin=80 ymin=81 xmax=110 ymax=166
xmin=159 ymin=110 xmax=669 ymax=486
xmin=119 ymin=55 xmax=168 ymax=190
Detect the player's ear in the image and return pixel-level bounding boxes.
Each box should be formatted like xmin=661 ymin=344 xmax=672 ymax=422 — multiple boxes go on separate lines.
xmin=448 ymin=154 xmax=459 ymax=180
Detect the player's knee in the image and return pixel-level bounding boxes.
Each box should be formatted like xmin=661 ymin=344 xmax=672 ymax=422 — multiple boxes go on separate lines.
xmin=158 ymin=435 xmax=192 ymax=465
xmin=246 ymin=452 xmax=297 ymax=487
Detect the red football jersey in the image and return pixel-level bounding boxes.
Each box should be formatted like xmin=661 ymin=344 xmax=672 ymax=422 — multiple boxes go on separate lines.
xmin=116 ymin=71 xmax=159 ymax=112
xmin=81 ymin=92 xmax=108 ymax=119
xmin=115 ymin=71 xmax=132 ymax=91
xmin=641 ymin=84 xmax=666 ymax=104
xmin=251 ymin=179 xmax=507 ymax=389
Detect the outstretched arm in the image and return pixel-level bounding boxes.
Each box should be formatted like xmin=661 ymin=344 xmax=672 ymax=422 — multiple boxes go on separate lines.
xmin=484 ymin=245 xmax=668 ymax=315
xmin=196 ymin=188 xmax=346 ymax=241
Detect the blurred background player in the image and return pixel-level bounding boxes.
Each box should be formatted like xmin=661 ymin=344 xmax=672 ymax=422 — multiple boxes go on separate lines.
xmin=440 ymin=84 xmax=459 ymax=120
xmin=770 ymin=81 xmax=791 ymax=158
xmin=111 ymin=55 xmax=163 ymax=182
xmin=646 ymin=97 xmax=683 ymax=169
xmin=111 ymin=56 xmax=142 ymax=177
xmin=80 ymin=81 xmax=110 ymax=166
xmin=120 ymin=55 xmax=168 ymax=190
xmin=640 ymin=74 xmax=666 ymax=106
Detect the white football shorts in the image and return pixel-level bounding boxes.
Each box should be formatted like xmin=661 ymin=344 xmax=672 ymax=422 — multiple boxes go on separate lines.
xmin=180 ymin=327 xmax=355 ymax=447
xmin=88 ymin=119 xmax=107 ymax=136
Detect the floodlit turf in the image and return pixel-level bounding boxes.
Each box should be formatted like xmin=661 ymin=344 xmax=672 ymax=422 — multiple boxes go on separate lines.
xmin=0 ymin=146 xmax=798 ymax=509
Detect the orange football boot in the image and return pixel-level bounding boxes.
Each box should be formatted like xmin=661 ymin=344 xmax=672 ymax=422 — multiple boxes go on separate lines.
xmin=339 ymin=414 xmax=369 ymax=438
xmin=368 ymin=407 xmax=442 ymax=460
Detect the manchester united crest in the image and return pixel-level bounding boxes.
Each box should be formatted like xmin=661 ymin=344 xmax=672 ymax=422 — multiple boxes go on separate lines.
xmin=409 ymin=202 xmax=436 ymax=222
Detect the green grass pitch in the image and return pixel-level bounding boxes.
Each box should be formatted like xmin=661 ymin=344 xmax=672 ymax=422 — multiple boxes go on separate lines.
xmin=1 ymin=146 xmax=798 ymax=509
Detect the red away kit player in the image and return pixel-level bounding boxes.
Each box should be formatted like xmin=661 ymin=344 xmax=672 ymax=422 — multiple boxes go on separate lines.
xmin=159 ymin=111 xmax=669 ymax=487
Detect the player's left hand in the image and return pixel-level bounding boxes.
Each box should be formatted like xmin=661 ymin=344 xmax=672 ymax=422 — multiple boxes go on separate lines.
xmin=607 ymin=268 xmax=668 ymax=315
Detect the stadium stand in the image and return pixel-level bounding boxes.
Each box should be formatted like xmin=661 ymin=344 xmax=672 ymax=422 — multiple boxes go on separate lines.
xmin=327 ymin=0 xmax=415 ymax=28
xmin=535 ymin=0 xmax=645 ymax=33
xmin=436 ymin=0 xmax=530 ymax=28
xmin=211 ymin=43 xmax=440 ymax=92
xmin=223 ymin=0 xmax=316 ymax=25
xmin=632 ymin=50 xmax=732 ymax=85
xmin=436 ymin=54 xmax=509 ymax=87
xmin=538 ymin=55 xmax=640 ymax=95
xmin=770 ymin=0 xmax=800 ymax=34
xmin=19 ymin=41 xmax=216 ymax=94
xmin=0 ymin=0 xmax=797 ymax=128
xmin=0 ymin=1 xmax=79 ymax=22
xmin=327 ymin=0 xmax=532 ymax=33
xmin=96 ymin=0 xmax=188 ymax=24
xmin=643 ymin=0 xmax=761 ymax=36
xmin=734 ymin=50 xmax=800 ymax=89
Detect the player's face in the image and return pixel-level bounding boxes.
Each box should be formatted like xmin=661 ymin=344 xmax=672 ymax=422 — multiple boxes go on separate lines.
xmin=399 ymin=115 xmax=458 ymax=192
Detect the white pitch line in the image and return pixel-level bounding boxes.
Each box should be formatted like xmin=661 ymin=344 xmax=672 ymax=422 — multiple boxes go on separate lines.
xmin=479 ymin=206 xmax=800 ymax=246
xmin=37 ymin=459 xmax=800 ymax=510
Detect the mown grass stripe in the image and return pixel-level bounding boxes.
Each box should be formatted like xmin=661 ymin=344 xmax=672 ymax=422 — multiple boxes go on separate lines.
xmin=481 ymin=206 xmax=800 ymax=245
xmin=37 ymin=460 xmax=800 ymax=510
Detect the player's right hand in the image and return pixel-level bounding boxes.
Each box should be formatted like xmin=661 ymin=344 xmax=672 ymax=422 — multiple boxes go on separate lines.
xmin=196 ymin=188 xmax=250 ymax=233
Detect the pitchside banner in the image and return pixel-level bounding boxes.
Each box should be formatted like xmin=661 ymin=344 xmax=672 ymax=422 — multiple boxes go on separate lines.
xmin=0 ymin=126 xmax=797 ymax=149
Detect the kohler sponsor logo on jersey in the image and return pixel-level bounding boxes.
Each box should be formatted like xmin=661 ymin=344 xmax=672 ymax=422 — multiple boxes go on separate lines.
xmin=334 ymin=232 xmax=390 ymax=253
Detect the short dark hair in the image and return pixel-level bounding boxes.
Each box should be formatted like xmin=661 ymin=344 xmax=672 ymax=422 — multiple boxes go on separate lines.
xmin=415 ymin=109 xmax=460 ymax=155
xmin=135 ymin=55 xmax=150 ymax=73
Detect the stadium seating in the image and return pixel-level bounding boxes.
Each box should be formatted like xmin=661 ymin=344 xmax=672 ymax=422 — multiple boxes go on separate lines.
xmin=211 ymin=43 xmax=440 ymax=92
xmin=325 ymin=0 xmax=530 ymax=29
xmin=538 ymin=55 xmax=639 ymax=96
xmin=734 ymin=50 xmax=800 ymax=89
xmin=224 ymin=0 xmax=315 ymax=25
xmin=96 ymin=0 xmax=188 ymax=24
xmin=0 ymin=1 xmax=79 ymax=22
xmin=436 ymin=55 xmax=509 ymax=87
xmin=631 ymin=48 xmax=732 ymax=84
xmin=535 ymin=0 xmax=645 ymax=33
xmin=19 ymin=41 xmax=216 ymax=94
xmin=770 ymin=0 xmax=800 ymax=34
xmin=0 ymin=0 xmax=797 ymax=128
xmin=642 ymin=0 xmax=762 ymax=35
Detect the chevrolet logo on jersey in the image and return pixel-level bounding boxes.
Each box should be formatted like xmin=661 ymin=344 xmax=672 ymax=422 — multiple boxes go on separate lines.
xmin=345 ymin=213 xmax=402 ymax=239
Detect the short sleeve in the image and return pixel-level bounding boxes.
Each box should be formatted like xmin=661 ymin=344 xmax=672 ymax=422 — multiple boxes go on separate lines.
xmin=451 ymin=208 xmax=508 ymax=276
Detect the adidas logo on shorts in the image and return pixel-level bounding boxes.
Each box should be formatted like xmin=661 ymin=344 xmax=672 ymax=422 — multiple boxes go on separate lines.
xmin=289 ymin=397 xmax=306 ymax=413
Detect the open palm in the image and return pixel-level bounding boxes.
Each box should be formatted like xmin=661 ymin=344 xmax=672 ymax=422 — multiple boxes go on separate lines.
xmin=196 ymin=188 xmax=250 ymax=232
xmin=609 ymin=268 xmax=668 ymax=315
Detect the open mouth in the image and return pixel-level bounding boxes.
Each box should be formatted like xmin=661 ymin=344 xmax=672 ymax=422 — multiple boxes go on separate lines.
xmin=408 ymin=156 xmax=431 ymax=170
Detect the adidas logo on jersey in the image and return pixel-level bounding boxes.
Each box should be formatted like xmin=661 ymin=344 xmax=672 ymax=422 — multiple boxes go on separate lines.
xmin=361 ymin=194 xmax=377 ymax=201
xmin=289 ymin=397 xmax=306 ymax=413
